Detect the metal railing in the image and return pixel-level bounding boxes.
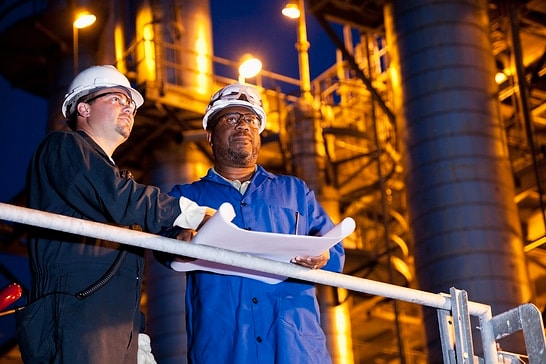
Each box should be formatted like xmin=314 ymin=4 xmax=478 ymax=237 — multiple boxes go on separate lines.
xmin=1 ymin=202 xmax=545 ymax=363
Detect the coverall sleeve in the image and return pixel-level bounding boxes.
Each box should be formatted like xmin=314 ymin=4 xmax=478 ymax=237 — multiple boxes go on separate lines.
xmin=305 ymin=186 xmax=345 ymax=274
xmin=30 ymin=132 xmax=180 ymax=233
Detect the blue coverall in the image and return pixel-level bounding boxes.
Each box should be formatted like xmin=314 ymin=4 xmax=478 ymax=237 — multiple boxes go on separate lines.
xmin=168 ymin=165 xmax=345 ymax=364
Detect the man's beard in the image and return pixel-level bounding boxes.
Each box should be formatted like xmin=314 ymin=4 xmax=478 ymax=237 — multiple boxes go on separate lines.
xmin=214 ymin=144 xmax=258 ymax=166
xmin=115 ymin=124 xmax=131 ymax=139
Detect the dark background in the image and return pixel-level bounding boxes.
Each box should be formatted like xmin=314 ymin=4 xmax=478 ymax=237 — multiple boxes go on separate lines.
xmin=0 ymin=0 xmax=338 ymax=203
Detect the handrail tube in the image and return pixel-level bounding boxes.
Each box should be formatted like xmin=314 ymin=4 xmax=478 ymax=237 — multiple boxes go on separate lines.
xmin=0 ymin=201 xmax=493 ymax=312
xmin=0 ymin=202 xmax=498 ymax=362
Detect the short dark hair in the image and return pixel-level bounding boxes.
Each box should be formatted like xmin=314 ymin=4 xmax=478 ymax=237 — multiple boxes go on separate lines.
xmin=66 ymin=111 xmax=78 ymax=130
xmin=65 ymin=95 xmax=89 ymax=130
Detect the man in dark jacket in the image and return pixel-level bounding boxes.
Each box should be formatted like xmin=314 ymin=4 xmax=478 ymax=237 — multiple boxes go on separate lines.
xmin=16 ymin=65 xmax=213 ymax=364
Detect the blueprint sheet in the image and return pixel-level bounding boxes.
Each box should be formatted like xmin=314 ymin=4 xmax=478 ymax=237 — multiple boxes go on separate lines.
xmin=171 ymin=202 xmax=355 ymax=283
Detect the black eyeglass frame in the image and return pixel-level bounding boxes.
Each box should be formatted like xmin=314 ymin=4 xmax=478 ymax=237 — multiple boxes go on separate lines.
xmin=83 ymin=92 xmax=137 ymax=115
xmin=214 ymin=111 xmax=262 ymax=129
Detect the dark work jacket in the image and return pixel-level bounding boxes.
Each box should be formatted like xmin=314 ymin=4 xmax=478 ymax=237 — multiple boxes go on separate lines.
xmin=17 ymin=130 xmax=181 ymax=364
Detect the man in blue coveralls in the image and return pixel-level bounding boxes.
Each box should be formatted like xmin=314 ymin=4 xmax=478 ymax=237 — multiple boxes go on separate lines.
xmin=166 ymin=82 xmax=345 ymax=364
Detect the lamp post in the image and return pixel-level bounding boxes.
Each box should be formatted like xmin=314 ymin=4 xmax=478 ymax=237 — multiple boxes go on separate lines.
xmin=282 ymin=0 xmax=312 ymax=103
xmin=73 ymin=10 xmax=96 ymax=75
xmin=282 ymin=3 xmax=355 ymax=364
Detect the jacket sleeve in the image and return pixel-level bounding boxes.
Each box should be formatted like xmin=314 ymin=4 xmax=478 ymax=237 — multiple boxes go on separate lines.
xmin=154 ymin=226 xmax=185 ymax=268
xmin=29 ymin=132 xmax=180 ymax=233
xmin=305 ymin=185 xmax=345 ymax=274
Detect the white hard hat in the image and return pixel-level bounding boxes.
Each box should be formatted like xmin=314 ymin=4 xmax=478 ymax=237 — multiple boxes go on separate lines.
xmin=203 ymin=83 xmax=266 ymax=133
xmin=62 ymin=65 xmax=144 ymax=118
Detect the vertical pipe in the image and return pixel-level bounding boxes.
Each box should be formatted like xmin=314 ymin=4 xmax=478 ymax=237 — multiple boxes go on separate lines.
xmin=384 ymin=0 xmax=532 ymax=360
xmin=363 ymin=31 xmax=407 ymax=364
xmin=144 ymin=140 xmax=211 ymax=363
xmin=504 ymin=0 xmax=546 ymax=244
xmin=139 ymin=1 xmax=215 ymax=362
xmin=148 ymin=0 xmax=214 ymax=96
xmin=296 ymin=0 xmax=312 ymax=102
xmin=318 ymin=186 xmax=354 ymax=364
xmin=73 ymin=26 xmax=79 ymax=76
xmin=289 ymin=102 xmax=355 ymax=362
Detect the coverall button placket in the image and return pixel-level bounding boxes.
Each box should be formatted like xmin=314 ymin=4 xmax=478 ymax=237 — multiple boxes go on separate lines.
xmin=250 ymin=292 xmax=264 ymax=350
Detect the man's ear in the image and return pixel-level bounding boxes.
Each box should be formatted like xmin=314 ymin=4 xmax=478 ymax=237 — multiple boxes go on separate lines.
xmin=77 ymin=102 xmax=90 ymax=116
xmin=206 ymin=131 xmax=212 ymax=145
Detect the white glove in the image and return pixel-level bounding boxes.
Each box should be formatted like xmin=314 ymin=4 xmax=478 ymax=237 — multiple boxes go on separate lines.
xmin=173 ymin=196 xmax=215 ymax=230
xmin=137 ymin=333 xmax=157 ymax=364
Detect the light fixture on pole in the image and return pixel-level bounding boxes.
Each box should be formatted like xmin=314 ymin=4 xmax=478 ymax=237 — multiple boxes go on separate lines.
xmin=281 ymin=1 xmax=300 ymax=18
xmin=282 ymin=0 xmax=312 ymax=103
xmin=73 ymin=10 xmax=96 ymax=75
xmin=238 ymin=54 xmax=262 ymax=83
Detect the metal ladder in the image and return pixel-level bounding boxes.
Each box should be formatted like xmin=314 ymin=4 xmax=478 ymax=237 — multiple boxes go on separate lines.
xmin=438 ymin=287 xmax=546 ymax=363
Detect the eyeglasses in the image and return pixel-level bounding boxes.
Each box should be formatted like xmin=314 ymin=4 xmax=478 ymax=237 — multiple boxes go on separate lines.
xmin=216 ymin=112 xmax=261 ymax=129
xmin=209 ymin=84 xmax=262 ymax=108
xmin=84 ymin=92 xmax=137 ymax=115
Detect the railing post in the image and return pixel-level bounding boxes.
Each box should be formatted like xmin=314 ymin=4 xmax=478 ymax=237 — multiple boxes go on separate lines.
xmin=489 ymin=303 xmax=546 ymax=364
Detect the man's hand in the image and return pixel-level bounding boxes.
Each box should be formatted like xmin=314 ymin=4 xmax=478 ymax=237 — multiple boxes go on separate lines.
xmin=170 ymin=208 xmax=215 ymax=263
xmin=171 ymin=228 xmax=196 ymax=262
xmin=175 ymin=228 xmax=195 ymax=242
xmin=196 ymin=207 xmax=216 ymax=231
xmin=291 ymin=250 xmax=330 ymax=269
